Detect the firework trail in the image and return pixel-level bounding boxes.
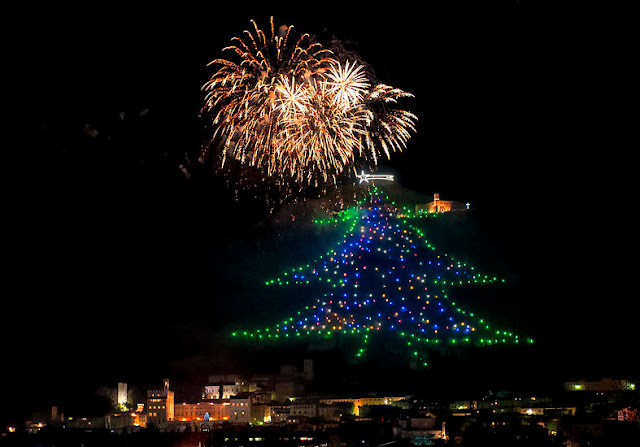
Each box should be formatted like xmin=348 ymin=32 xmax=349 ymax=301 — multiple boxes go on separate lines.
xmin=201 ymin=17 xmax=417 ymax=193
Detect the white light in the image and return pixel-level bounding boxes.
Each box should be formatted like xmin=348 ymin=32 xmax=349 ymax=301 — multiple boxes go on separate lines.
xmin=356 ymin=170 xmax=395 ymax=183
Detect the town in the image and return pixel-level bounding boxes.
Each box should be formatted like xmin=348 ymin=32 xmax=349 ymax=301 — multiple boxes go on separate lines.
xmin=2 ymin=359 xmax=638 ymax=446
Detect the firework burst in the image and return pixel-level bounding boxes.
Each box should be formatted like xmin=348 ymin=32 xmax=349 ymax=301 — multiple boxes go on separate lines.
xmin=201 ymin=17 xmax=417 ymax=194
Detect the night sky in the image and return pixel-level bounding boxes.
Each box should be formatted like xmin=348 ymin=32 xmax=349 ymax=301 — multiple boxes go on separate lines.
xmin=5 ymin=1 xmax=636 ymax=426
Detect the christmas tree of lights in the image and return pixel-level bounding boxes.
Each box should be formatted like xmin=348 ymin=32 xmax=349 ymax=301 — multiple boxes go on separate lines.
xmin=232 ymin=186 xmax=532 ymax=367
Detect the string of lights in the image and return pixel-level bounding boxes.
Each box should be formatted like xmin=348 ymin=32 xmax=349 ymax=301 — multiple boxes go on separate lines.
xmin=232 ymin=187 xmax=532 ymax=367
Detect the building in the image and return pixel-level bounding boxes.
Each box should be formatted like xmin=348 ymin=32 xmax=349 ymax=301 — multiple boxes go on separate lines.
xmin=117 ymin=382 xmax=128 ymax=408
xmin=172 ymin=396 xmax=251 ymax=424
xmin=415 ymin=193 xmax=468 ymax=214
xmin=203 ymin=376 xmax=258 ymax=399
xmin=251 ymin=390 xmax=276 ymax=405
xmin=279 ymin=360 xmax=314 ymax=382
xmin=319 ymin=396 xmax=410 ymax=417
xmin=227 ymin=396 xmax=251 ymax=423
xmin=564 ymin=378 xmax=637 ymax=392
xmin=394 ymin=418 xmax=447 ymax=445
xmin=203 ymin=383 xmax=239 ymax=400
xmin=290 ymin=400 xmax=317 ymax=418
xmin=317 ymin=403 xmax=343 ymax=422
xmin=250 ymin=404 xmax=272 ymax=425
xmin=174 ymin=401 xmax=226 ymax=422
xmin=275 ymin=381 xmax=305 ymax=402
xmin=268 ymin=404 xmax=291 ymax=423
xmin=303 ymin=359 xmax=314 ymax=381
xmin=147 ymin=379 xmax=174 ymax=424
xmin=106 ymin=413 xmax=140 ymax=431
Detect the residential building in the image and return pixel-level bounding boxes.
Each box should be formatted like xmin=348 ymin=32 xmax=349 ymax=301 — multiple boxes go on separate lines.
xmin=290 ymin=400 xmax=317 ymax=418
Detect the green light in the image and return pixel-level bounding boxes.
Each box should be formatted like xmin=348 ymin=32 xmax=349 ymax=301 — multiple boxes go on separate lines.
xmin=229 ymin=187 xmax=529 ymax=365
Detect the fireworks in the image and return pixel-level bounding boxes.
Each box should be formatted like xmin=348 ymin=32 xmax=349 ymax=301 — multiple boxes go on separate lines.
xmin=201 ymin=17 xmax=417 ymax=192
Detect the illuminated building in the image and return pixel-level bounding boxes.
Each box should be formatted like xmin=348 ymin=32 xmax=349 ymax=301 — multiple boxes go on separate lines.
xmin=172 ymin=397 xmax=250 ymax=424
xmin=203 ymin=375 xmax=258 ymax=399
xmin=147 ymin=379 xmax=174 ymax=424
xmin=564 ymin=378 xmax=637 ymax=392
xmin=106 ymin=412 xmax=143 ymax=430
xmin=415 ymin=193 xmax=467 ymax=214
xmin=319 ymin=396 xmax=409 ymax=417
xmin=395 ymin=418 xmax=447 ymax=444
xmin=250 ymin=404 xmax=272 ymax=425
xmin=203 ymin=384 xmax=238 ymax=400
xmin=174 ymin=401 xmax=226 ymax=422
xmin=227 ymin=396 xmax=251 ymax=423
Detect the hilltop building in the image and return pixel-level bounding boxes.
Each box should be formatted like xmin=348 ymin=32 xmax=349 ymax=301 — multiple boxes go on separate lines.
xmin=415 ymin=193 xmax=468 ymax=214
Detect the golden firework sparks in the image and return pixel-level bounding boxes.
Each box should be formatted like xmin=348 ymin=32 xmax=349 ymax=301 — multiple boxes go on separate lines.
xmin=201 ymin=17 xmax=417 ymax=193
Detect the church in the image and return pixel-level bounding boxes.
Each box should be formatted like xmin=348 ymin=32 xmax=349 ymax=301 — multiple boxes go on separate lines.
xmin=415 ymin=194 xmax=469 ymax=214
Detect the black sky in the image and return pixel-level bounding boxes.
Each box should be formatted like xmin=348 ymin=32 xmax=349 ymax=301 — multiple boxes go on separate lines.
xmin=5 ymin=1 xmax=636 ymax=425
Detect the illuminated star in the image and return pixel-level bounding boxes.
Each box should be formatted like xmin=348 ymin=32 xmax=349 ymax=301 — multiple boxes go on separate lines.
xmin=356 ymin=170 xmax=395 ymax=183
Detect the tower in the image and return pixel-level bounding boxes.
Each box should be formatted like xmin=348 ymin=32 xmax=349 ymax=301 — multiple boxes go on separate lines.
xmin=147 ymin=379 xmax=174 ymax=424
xmin=303 ymin=359 xmax=314 ymax=381
xmin=117 ymin=382 xmax=128 ymax=407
